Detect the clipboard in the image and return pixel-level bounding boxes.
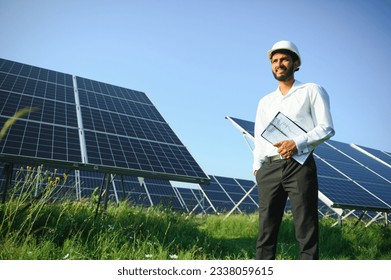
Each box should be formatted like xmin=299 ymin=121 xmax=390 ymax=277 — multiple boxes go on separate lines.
xmin=261 ymin=112 xmax=310 ymax=165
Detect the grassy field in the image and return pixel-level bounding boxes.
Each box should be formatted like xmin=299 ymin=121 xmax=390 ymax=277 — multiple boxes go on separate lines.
xmin=0 ymin=165 xmax=391 ymax=260
xmin=2 ymin=110 xmax=391 ymax=261
xmin=1 ymin=195 xmax=391 ymax=260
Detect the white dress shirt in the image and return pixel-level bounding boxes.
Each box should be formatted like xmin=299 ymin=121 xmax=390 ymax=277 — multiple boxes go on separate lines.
xmin=253 ymin=80 xmax=335 ymax=171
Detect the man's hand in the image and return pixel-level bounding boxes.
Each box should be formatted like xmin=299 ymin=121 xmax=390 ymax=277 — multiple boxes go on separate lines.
xmin=274 ymin=140 xmax=297 ymax=158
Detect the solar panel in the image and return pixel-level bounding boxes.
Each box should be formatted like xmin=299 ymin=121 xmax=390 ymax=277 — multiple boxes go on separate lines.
xmin=171 ymin=182 xmax=211 ymax=214
xmin=0 ymin=59 xmax=80 ymax=166
xmin=0 ymin=58 xmax=209 ymax=184
xmin=226 ymin=116 xmax=391 ymax=216
xmin=142 ymin=178 xmax=183 ymax=210
xmin=225 ymin=116 xmax=254 ymax=138
xmin=316 ymin=141 xmax=391 ymax=210
xmin=322 ymin=141 xmax=391 ymax=183
xmin=352 ymin=143 xmax=391 ymax=168
xmin=199 ymin=175 xmax=259 ymax=214
xmin=199 ymin=175 xmax=235 ymax=213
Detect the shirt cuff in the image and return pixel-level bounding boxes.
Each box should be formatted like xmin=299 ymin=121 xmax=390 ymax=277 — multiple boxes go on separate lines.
xmin=293 ymin=134 xmax=309 ymax=155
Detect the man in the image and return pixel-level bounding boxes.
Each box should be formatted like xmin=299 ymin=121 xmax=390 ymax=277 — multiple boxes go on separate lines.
xmin=253 ymin=40 xmax=335 ymax=260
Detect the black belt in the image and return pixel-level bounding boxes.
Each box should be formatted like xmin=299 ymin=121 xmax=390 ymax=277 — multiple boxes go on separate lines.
xmin=264 ymin=155 xmax=285 ymax=163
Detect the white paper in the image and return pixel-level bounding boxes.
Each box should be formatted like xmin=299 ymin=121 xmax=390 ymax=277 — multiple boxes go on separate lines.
xmin=261 ymin=112 xmax=310 ymax=165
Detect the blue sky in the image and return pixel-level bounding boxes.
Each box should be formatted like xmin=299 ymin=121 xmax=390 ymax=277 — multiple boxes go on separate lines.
xmin=1 ymin=0 xmax=390 ymax=181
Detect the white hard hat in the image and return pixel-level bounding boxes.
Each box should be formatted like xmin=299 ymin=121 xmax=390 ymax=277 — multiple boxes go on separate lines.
xmin=267 ymin=40 xmax=301 ymax=69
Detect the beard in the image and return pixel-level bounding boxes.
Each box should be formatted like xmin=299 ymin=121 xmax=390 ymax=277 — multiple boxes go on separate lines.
xmin=272 ymin=64 xmax=295 ymax=81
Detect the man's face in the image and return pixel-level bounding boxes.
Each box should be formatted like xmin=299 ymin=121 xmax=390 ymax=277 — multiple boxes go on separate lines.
xmin=271 ymin=52 xmax=295 ymax=82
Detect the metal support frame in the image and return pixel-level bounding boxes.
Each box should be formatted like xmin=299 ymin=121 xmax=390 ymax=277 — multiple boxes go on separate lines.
xmin=138 ymin=177 xmax=153 ymax=207
xmin=225 ymin=182 xmax=258 ymax=219
xmin=94 ymin=173 xmax=119 ymax=218
xmin=197 ymin=186 xmax=217 ymax=214
xmin=74 ymin=169 xmax=81 ymax=200
xmin=1 ymin=163 xmax=14 ymax=203
xmin=188 ymin=188 xmax=208 ymax=215
xmin=110 ymin=174 xmax=119 ymax=204
xmin=332 ymin=208 xmax=390 ymax=227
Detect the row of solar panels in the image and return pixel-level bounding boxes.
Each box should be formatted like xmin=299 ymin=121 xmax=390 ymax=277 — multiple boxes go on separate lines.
xmin=226 ymin=116 xmax=391 ymax=223
xmin=0 ymin=163 xmax=382 ymax=223
xmin=0 ymin=163 xmax=259 ymax=215
xmin=1 ymin=58 xmax=390 ymax=224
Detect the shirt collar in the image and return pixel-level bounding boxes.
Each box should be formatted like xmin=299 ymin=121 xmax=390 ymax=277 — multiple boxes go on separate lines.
xmin=274 ymin=80 xmax=304 ymax=96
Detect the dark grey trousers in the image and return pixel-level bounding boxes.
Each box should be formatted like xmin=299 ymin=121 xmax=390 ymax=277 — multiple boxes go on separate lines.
xmin=255 ymin=155 xmax=319 ymax=260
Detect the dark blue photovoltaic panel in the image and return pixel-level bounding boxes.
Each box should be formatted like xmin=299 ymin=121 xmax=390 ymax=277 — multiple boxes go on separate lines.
xmin=326 ymin=140 xmax=391 ymax=182
xmin=174 ymin=187 xmax=208 ymax=213
xmin=227 ymin=116 xmax=391 ymax=212
xmin=322 ymin=141 xmax=391 ymax=208
xmin=76 ymin=76 xmax=208 ymax=182
xmin=115 ymin=176 xmax=151 ymax=206
xmin=355 ymin=144 xmax=391 ymax=166
xmin=318 ymin=177 xmax=389 ymax=209
xmin=0 ymin=58 xmax=208 ymax=184
xmin=200 ymin=176 xmax=235 ymax=213
xmin=0 ymin=58 xmax=81 ymax=164
xmin=235 ymin=178 xmax=259 ymax=205
xmin=199 ymin=175 xmax=259 ymax=214
xmin=315 ymin=159 xmax=346 ymax=179
xmin=227 ymin=116 xmax=254 ymax=137
xmin=143 ymin=178 xmax=182 ymax=210
xmin=213 ymin=176 xmax=258 ymax=213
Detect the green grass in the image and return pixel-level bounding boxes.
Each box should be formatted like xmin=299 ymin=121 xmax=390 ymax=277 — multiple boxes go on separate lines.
xmin=1 ymin=166 xmax=390 ymax=260
xmin=1 ymin=198 xmax=391 ymax=260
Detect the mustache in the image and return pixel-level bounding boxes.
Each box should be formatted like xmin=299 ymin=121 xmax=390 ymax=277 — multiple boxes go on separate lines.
xmin=276 ymin=66 xmax=287 ymax=71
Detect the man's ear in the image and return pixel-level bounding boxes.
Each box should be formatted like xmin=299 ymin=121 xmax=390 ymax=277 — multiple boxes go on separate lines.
xmin=294 ymin=60 xmax=300 ymax=70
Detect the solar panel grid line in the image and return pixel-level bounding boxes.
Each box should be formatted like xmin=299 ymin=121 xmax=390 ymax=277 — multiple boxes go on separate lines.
xmin=351 ymin=143 xmax=391 ymax=168
xmin=314 ymin=154 xmax=391 ymax=210
xmin=0 ymin=60 xmax=83 ymax=164
xmin=328 ymin=140 xmax=391 ymax=184
xmin=324 ymin=141 xmax=391 ymax=184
